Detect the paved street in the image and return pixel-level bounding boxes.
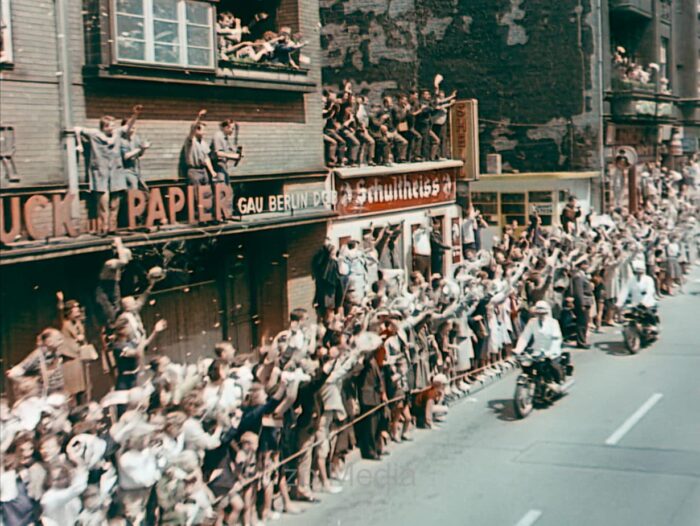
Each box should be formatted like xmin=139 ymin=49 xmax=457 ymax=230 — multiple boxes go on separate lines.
xmin=282 ymin=269 xmax=700 ymax=526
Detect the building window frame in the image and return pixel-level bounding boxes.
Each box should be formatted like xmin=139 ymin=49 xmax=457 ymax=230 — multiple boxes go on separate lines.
xmin=470 ymin=190 xmax=556 ymax=229
xmin=0 ymin=0 xmax=13 ymax=65
xmin=527 ymin=191 xmax=554 ymax=226
xmin=469 ymin=191 xmax=499 ymax=226
xmin=111 ymin=0 xmax=216 ymax=71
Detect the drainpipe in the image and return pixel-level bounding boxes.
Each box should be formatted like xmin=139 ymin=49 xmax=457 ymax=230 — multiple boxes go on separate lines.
xmin=55 ymin=0 xmax=80 ymax=218
xmin=594 ymin=0 xmax=607 ymax=213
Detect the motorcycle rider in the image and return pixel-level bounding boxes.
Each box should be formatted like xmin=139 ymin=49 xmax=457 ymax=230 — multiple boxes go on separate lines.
xmin=514 ymin=300 xmax=564 ymax=393
xmin=616 ymin=260 xmax=657 ymax=310
xmin=616 ymin=259 xmax=659 ymax=328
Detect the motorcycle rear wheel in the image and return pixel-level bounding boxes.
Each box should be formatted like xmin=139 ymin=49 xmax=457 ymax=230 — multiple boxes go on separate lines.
xmin=623 ymin=324 xmax=641 ymax=354
xmin=514 ymin=381 xmax=534 ymax=419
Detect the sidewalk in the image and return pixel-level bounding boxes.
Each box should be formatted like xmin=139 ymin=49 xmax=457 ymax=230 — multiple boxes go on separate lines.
xmin=273 ymin=358 xmax=519 ymax=520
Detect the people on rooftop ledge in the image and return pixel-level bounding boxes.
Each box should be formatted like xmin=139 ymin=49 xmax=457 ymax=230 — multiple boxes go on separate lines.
xmin=323 ymin=75 xmax=457 ymax=168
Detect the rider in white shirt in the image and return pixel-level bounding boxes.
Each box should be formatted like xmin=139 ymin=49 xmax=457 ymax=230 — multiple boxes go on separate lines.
xmin=514 ymin=301 xmax=563 ymax=359
xmin=616 ymin=260 xmax=657 ymax=310
xmin=514 ymin=301 xmax=564 ymax=392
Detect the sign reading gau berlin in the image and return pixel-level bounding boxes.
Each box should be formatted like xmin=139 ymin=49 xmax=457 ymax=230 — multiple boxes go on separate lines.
xmin=236 ymin=189 xmax=337 ymax=215
xmin=334 ymin=168 xmax=457 ymax=216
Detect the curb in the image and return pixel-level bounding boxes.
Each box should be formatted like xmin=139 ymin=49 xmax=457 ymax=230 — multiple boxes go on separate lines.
xmin=444 ymin=359 xmax=517 ymax=405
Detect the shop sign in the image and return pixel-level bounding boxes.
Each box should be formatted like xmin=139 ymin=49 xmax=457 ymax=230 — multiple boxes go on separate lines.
xmin=236 ymin=190 xmax=336 ymax=215
xmin=1 ymin=183 xmax=333 ymax=244
xmin=334 ymin=168 xmax=457 ymax=217
xmin=532 ymin=203 xmax=553 ymax=215
xmin=450 ymin=100 xmax=480 ymax=181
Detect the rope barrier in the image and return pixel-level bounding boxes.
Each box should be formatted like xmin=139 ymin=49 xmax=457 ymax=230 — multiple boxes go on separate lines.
xmin=232 ymin=357 xmax=517 ymax=490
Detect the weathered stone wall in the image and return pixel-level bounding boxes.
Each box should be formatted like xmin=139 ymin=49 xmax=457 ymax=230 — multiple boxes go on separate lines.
xmin=320 ymin=0 xmax=602 ymax=173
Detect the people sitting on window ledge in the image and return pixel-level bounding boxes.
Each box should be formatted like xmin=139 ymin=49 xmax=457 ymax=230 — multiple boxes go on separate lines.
xmin=217 ymin=10 xmax=308 ymax=70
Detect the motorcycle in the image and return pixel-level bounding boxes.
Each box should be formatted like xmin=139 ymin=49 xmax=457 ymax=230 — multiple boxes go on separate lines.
xmin=513 ymin=352 xmax=575 ymax=419
xmin=622 ymin=305 xmax=659 ymax=353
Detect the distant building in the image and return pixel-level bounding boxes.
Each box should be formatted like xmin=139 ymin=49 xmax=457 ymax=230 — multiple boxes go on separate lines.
xmin=319 ymin=0 xmax=699 ymax=235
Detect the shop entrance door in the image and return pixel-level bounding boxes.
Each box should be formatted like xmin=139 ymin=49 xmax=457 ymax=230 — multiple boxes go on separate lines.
xmin=251 ymin=230 xmax=287 ymax=346
xmin=224 ymin=247 xmax=255 ymax=355
xmin=223 ymin=231 xmax=287 ymax=354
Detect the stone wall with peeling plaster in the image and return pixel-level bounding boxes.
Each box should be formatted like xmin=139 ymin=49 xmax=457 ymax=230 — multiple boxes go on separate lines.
xmin=320 ymin=0 xmax=602 ymax=173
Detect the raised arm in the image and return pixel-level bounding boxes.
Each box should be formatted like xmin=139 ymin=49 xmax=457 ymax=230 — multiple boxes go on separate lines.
xmin=122 ymin=104 xmax=143 ymax=135
xmin=56 ymin=291 xmax=66 ymax=326
xmin=188 ymin=109 xmax=208 ymax=140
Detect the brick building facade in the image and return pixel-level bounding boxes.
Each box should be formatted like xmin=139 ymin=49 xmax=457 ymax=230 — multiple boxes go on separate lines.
xmin=0 ymin=0 xmax=331 ymax=390
xmin=319 ymin=0 xmax=699 ymax=222
xmin=319 ymin=0 xmax=604 ymax=174
xmin=603 ymin=0 xmax=700 ymax=196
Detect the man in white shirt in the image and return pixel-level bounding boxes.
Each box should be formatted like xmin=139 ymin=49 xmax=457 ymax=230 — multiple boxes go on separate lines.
xmin=616 ymin=259 xmax=659 ymax=336
xmin=514 ymin=301 xmax=563 ymax=358
xmin=616 ymin=259 xmax=657 ymax=310
xmin=461 ymin=208 xmax=477 ymax=254
xmin=514 ymin=301 xmax=564 ymax=391
xmin=413 ymin=223 xmax=432 ymax=279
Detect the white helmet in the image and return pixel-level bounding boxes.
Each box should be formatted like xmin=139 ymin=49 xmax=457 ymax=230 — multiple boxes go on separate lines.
xmin=632 ymin=260 xmax=646 ymax=273
xmin=533 ymin=300 xmax=551 ymax=316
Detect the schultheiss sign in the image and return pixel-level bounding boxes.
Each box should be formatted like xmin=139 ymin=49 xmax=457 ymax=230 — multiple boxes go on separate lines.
xmin=334 ymin=168 xmax=457 ymax=217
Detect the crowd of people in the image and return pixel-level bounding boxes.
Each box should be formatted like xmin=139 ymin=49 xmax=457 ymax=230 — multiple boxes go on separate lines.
xmin=612 ymin=45 xmax=670 ymax=93
xmin=1 ymin=171 xmax=698 ymax=525
xmin=323 ymin=75 xmax=457 ymax=167
xmin=217 ymin=11 xmax=307 ymax=70
xmin=608 ymin=152 xmax=699 ymax=214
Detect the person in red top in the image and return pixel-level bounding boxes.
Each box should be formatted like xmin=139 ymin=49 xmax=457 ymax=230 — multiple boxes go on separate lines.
xmin=413 ymin=374 xmax=448 ymax=428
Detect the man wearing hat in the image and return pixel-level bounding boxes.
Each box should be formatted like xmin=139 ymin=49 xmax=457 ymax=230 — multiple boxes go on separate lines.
xmin=570 ymin=257 xmax=594 ymax=349
xmin=615 ymin=259 xmax=660 ymax=335
xmin=514 ymin=301 xmax=565 ymax=392
xmin=355 ymin=337 xmax=387 ymax=460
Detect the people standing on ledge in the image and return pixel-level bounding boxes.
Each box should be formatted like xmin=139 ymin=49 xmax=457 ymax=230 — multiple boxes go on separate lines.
xmin=76 ymin=104 xmax=143 ymax=235
xmin=322 ymin=75 xmax=459 ymax=167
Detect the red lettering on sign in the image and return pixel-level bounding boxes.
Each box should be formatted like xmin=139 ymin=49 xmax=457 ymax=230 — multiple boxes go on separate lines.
xmin=214 ymin=183 xmax=233 ymax=221
xmin=145 ymin=188 xmax=169 ymax=228
xmin=0 ymin=197 xmax=22 ymax=244
xmin=334 ymin=169 xmax=457 ymax=217
xmin=24 ymin=195 xmax=51 ymax=240
xmin=167 ymin=187 xmax=186 ymax=224
xmin=52 ymin=193 xmax=78 ymax=237
xmin=127 ymin=190 xmax=147 ymax=229
xmin=187 ymin=186 xmax=196 ymax=224
xmin=197 ymin=185 xmax=213 ymax=223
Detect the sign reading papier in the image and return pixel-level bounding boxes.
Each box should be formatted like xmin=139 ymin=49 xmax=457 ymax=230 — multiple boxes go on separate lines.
xmin=0 ymin=184 xmax=334 ymax=244
xmin=334 ymin=168 xmax=457 ymax=217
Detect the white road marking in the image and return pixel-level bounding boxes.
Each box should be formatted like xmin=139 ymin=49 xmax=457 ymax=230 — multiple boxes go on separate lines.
xmin=515 ymin=509 xmax=543 ymax=526
xmin=605 ymin=393 xmax=663 ymax=446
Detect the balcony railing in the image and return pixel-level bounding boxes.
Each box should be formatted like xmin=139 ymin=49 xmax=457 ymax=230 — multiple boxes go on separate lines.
xmin=611 ymin=77 xmax=656 ymax=93
xmin=608 ymin=91 xmax=679 ymax=121
xmin=610 ymin=0 xmax=653 ymax=18
xmin=87 ymin=60 xmax=315 ymax=93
